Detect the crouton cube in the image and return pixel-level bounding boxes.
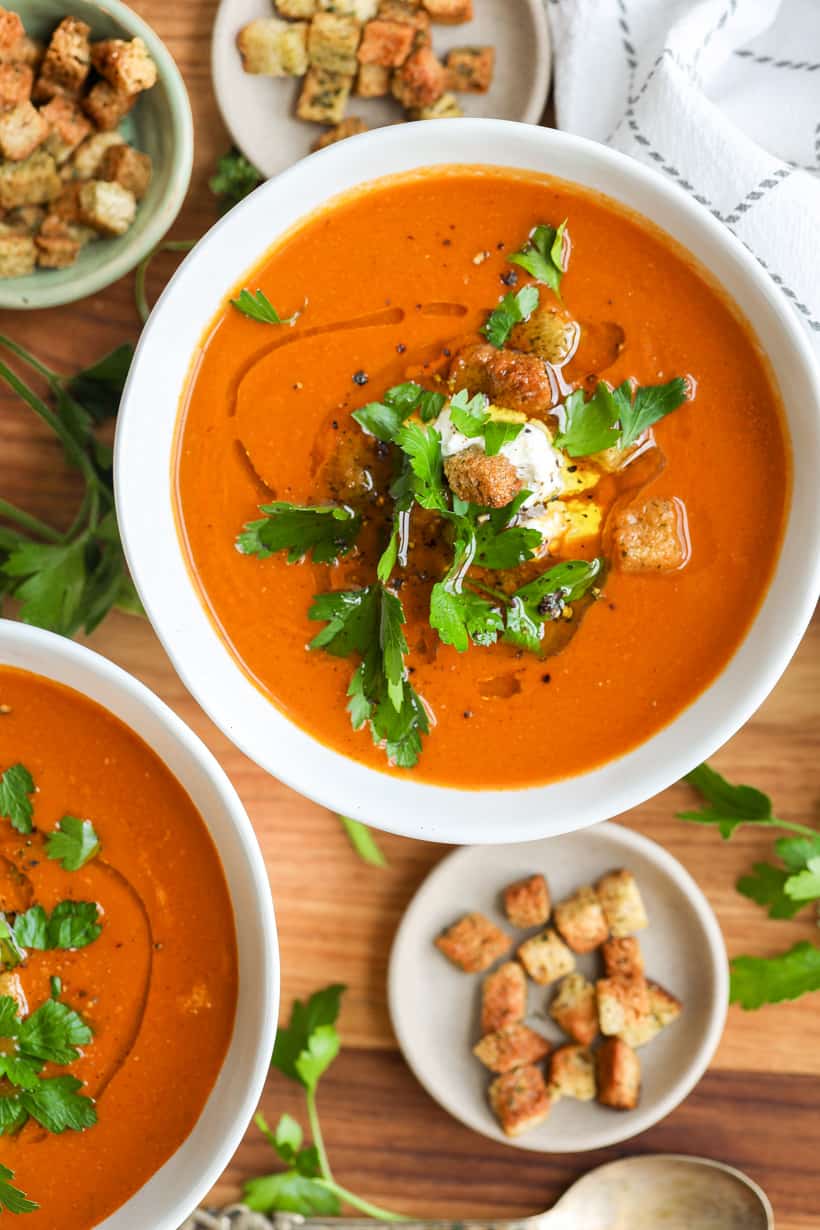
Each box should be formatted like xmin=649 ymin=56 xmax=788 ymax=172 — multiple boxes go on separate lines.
xmin=78 ymin=179 xmax=136 ymax=236
xmin=481 ymin=960 xmax=527 ymax=1034
xmin=90 ymin=37 xmax=157 ymax=96
xmin=0 ymin=101 xmax=48 ymax=161
xmin=0 ymin=8 xmax=23 ymax=51
xmin=502 ymin=873 xmax=550 ymax=929
xmin=308 ymin=12 xmax=361 ymax=74
xmin=602 ymin=936 xmax=644 ymax=981
xmin=597 ymin=1037 xmax=640 ymax=1110
xmin=355 ymin=62 xmax=390 ymax=96
xmin=357 ymin=19 xmax=414 ymax=66
xmin=421 ymin=0 xmax=472 ymax=21
xmin=445 ymin=45 xmax=494 ymax=91
xmin=378 ymin=0 xmax=430 ymax=47
xmin=435 ymin=911 xmax=510 ymax=973
xmin=237 ymin=19 xmax=309 ymax=76
xmin=517 ymin=928 xmax=574 ymax=986
xmin=276 ymin=0 xmax=317 ymax=15
xmin=553 ymin=885 xmax=608 ymax=953
xmin=35 ymin=224 xmax=80 ymax=268
xmin=596 ymin=975 xmax=649 ymax=1038
xmin=0 ymin=149 xmax=60 ymax=209
xmin=41 ymin=95 xmax=91 ymax=164
xmin=619 ymin=981 xmax=682 ymax=1048
xmin=489 ymin=1065 xmax=552 ymax=1137
xmin=99 ymin=142 xmax=152 ymax=198
xmin=391 ymin=45 xmax=445 ymax=108
xmin=3 ymin=203 xmax=44 ymax=233
xmin=473 ymin=1023 xmax=551 ymax=1074
xmin=33 ymin=16 xmax=90 ymax=101
xmin=613 ymin=497 xmax=688 ymax=573
xmin=310 ymin=115 xmax=367 ymax=150
xmin=595 ymin=869 xmax=649 ymax=937
xmin=409 ymin=91 xmax=463 ymax=118
xmin=71 ymin=130 xmax=125 ymax=179
xmin=0 ymin=61 xmax=33 ymax=109
xmin=549 ymin=1045 xmax=596 ymax=1101
xmin=82 ymin=80 xmax=137 ymax=131
xmin=0 ymin=36 xmax=43 ymax=70
xmin=549 ymin=972 xmax=598 ymax=1046
xmin=296 ymin=66 xmax=353 ymax=123
xmin=319 ymin=0 xmax=379 ymax=17
xmin=0 ymin=229 xmax=35 ymax=275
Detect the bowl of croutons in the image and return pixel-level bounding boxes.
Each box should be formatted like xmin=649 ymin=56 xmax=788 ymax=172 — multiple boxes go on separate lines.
xmin=0 ymin=0 xmax=193 ymax=308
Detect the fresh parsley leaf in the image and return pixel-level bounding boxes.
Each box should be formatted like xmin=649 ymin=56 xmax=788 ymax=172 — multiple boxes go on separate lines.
xmin=0 ymin=1165 xmax=37 ymax=1214
xmin=2 ymin=540 xmax=87 ymax=638
xmin=65 ymin=344 xmax=134 ymax=423
xmin=481 ymin=286 xmax=539 ymax=349
xmin=775 ymin=834 xmax=820 ymax=872
xmin=20 ymin=1074 xmax=97 ymax=1134
xmin=309 ymin=586 xmax=380 ymax=658
xmin=46 ymin=815 xmax=100 ymax=872
xmin=736 ymin=863 xmax=805 ymax=920
xmin=449 ymin=389 xmax=489 ymax=438
xmin=231 ymin=289 xmax=300 ymax=326
xmin=210 ymin=148 xmax=263 ymax=212
xmin=339 ymin=816 xmax=388 ymax=867
xmin=352 ymin=401 xmax=408 ymax=443
xmin=237 ymin=503 xmax=361 ymax=565
xmin=271 ymin=984 xmax=346 ymax=1087
xmin=418 ymin=390 xmax=446 ymax=422
xmin=245 ymin=1171 xmax=340 ymax=1216
xmin=483 ymin=420 xmax=525 ymax=456
xmin=0 ymin=1097 xmax=26 ymax=1137
xmin=612 ymin=377 xmax=689 ymax=449
xmin=678 ymin=763 xmax=775 ymax=839
xmin=504 ymin=558 xmax=603 ymax=654
xmin=0 ymin=764 xmax=34 ymax=834
xmin=429 ymin=525 xmax=503 ymax=653
xmin=0 ymin=916 xmax=24 ymax=970
xmin=18 ymin=999 xmax=92 ymax=1066
xmin=554 ymin=386 xmax=620 ymax=458
xmin=473 ymin=493 xmax=543 ymax=570
xmin=0 ymin=996 xmax=96 ymax=1134
xmin=353 ymin=383 xmax=445 ymax=442
xmin=0 ymin=998 xmax=19 ymax=1037
xmin=294 ymin=1024 xmax=340 ymax=1093
xmin=394 ymin=422 xmax=447 ymax=512
xmin=255 ymin=1112 xmax=321 ymax=1177
xmin=509 ymin=220 xmax=568 ymax=297
xmin=730 ymin=941 xmax=820 ymax=1010
xmin=784 ymin=856 xmax=820 ymax=902
xmin=14 ymin=902 xmax=101 ymax=952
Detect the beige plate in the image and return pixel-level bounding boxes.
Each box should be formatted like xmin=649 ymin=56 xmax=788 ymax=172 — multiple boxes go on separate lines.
xmin=388 ymin=822 xmax=729 ymax=1153
xmin=211 ymin=0 xmax=552 ymax=179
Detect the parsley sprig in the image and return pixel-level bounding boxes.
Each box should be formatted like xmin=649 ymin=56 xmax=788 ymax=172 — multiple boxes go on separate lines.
xmin=481 ymin=285 xmax=540 ymax=349
xmin=0 ymin=765 xmax=101 ymax=871
xmin=0 ymin=765 xmax=35 ymax=835
xmin=238 ymin=503 xmax=361 ymax=565
xmin=353 ymin=381 xmax=445 ymax=443
xmin=0 ymin=1167 xmax=37 ymax=1215
xmin=12 ymin=902 xmax=101 ymax=953
xmin=210 ymin=148 xmax=263 ymax=213
xmin=231 ymin=289 xmax=302 ymax=326
xmin=0 ymin=993 xmax=97 ymax=1136
xmin=555 ymin=378 xmax=689 ymax=457
xmin=509 ymin=221 xmax=568 ymax=298
xmin=448 ymin=390 xmax=525 ymax=456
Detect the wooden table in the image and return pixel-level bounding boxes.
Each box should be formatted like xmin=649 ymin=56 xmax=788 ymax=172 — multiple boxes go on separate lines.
xmin=2 ymin=3 xmax=819 ymax=1225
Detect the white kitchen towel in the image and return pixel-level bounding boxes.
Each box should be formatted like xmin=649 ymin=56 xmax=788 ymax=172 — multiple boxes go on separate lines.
xmin=547 ymin=0 xmax=820 ymax=354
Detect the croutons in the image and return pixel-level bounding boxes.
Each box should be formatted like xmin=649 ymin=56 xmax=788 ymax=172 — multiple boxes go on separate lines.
xmin=35 ymin=222 xmax=81 ymax=268
xmin=0 ymin=228 xmax=35 ymax=275
xmin=445 ymin=45 xmax=494 ymax=92
xmin=473 ymin=1023 xmax=551 ymax=1074
xmin=319 ymin=0 xmax=379 ymax=17
xmin=40 ymin=95 xmax=91 ymax=163
xmin=237 ymin=19 xmax=309 ymax=76
xmin=549 ymin=1045 xmax=596 ymax=1102
xmin=517 ymin=928 xmax=575 ymax=986
xmin=553 ymin=885 xmax=609 ymax=954
xmin=549 ymin=972 xmax=598 ymax=1046
xmin=99 ymin=142 xmax=152 ymax=198
xmin=444 ymin=446 xmax=523 ymax=510
xmin=0 ymin=148 xmax=60 ymax=209
xmin=276 ymin=0 xmax=317 ymax=16
xmin=71 ymin=130 xmax=124 ymax=179
xmin=508 ymin=305 xmax=578 ymax=365
xmin=595 ymin=869 xmax=649 ymax=937
xmin=3 ymin=203 xmax=45 ymax=232
xmin=435 ymin=911 xmax=510 ymax=973
xmin=391 ymin=44 xmax=445 ymax=108
xmin=488 ymin=1065 xmax=552 ymax=1137
xmin=0 ymin=100 xmax=48 ymax=161
xmin=619 ymin=981 xmax=682 ymax=1048
xmin=296 ymin=66 xmax=353 ymax=123
xmin=502 ymin=873 xmax=550 ymax=929
xmin=0 ymin=7 xmax=23 ymax=51
xmin=82 ymin=79 xmax=136 ymax=131
xmin=613 ymin=497 xmax=689 ymax=573
xmin=449 ymin=342 xmax=557 ymax=417
xmin=378 ymin=0 xmax=430 ymax=45
xmin=480 ymin=960 xmax=527 ymax=1034
xmin=308 ymin=12 xmax=361 ymax=74
xmin=421 ymin=0 xmax=473 ymax=22
xmin=0 ymin=35 xmax=43 ymax=70
xmin=91 ymin=37 xmax=157 ymax=94
xmin=355 ymin=62 xmax=390 ymax=96
xmin=602 ymin=936 xmax=644 ymax=980
xmin=0 ymin=61 xmax=33 ymax=109
xmin=311 ymin=115 xmax=367 ymax=150
xmin=596 ymin=975 xmax=649 ymax=1039
xmin=596 ymin=1037 xmax=640 ymax=1110
xmin=78 ymin=179 xmax=136 ymax=236
xmin=357 ymin=19 xmax=414 ymax=66
xmin=410 ymin=91 xmax=463 ymax=119
xmin=33 ymin=16 xmax=90 ymax=101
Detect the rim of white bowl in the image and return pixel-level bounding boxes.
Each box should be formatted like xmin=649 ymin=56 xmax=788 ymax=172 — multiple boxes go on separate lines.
xmin=114 ymin=119 xmax=820 ymax=845
xmin=0 ymin=619 xmax=278 ymax=1230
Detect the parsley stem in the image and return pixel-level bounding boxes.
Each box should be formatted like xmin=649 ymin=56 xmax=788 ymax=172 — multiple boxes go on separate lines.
xmin=0 ymin=334 xmax=59 ymax=381
xmin=465 ymin=578 xmax=510 ymax=606
xmin=0 ymin=499 xmax=62 ymax=544
xmin=751 ymin=819 xmax=819 ymax=839
xmin=0 ymin=361 xmax=99 ymax=494
xmin=307 ymin=1087 xmax=334 ymax=1183
xmin=316 ymin=1180 xmax=410 ymax=1222
xmin=135 ymin=240 xmax=196 ymax=325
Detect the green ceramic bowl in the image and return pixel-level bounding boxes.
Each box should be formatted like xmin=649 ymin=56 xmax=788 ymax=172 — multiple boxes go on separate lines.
xmin=0 ymin=0 xmax=193 ymax=309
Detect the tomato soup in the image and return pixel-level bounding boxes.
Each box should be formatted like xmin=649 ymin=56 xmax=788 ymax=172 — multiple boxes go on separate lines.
xmin=175 ymin=167 xmax=789 ymax=789
xmin=0 ymin=667 xmax=237 ymax=1227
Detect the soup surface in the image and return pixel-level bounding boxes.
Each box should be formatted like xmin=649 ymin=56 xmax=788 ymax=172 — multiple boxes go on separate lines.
xmin=0 ymin=667 xmax=237 ymax=1227
xmin=175 ymin=166 xmax=789 ymax=789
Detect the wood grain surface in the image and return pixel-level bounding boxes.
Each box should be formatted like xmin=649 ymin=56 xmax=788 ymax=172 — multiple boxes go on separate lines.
xmin=1 ymin=2 xmax=819 ymax=1225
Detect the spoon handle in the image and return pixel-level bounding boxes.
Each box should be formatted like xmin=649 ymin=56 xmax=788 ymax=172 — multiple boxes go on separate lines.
xmin=272 ymin=1215 xmax=545 ymax=1230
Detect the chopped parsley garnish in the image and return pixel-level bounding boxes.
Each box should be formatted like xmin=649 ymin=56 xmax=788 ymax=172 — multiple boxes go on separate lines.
xmin=0 ymin=918 xmax=24 ymax=970
xmin=237 ymin=503 xmax=361 ymax=565
xmin=430 ymin=524 xmax=504 ymax=654
xmin=13 ymin=901 xmax=101 ymax=952
xmin=504 ymin=558 xmax=604 ymax=654
xmin=472 ymin=493 xmax=543 ymax=570
xmin=0 ymin=993 xmax=97 ymax=1136
xmin=481 ymin=285 xmax=539 ymax=349
xmin=555 ymin=377 xmax=689 ymax=457
xmin=393 ymin=421 xmax=447 ymax=512
xmin=46 ymin=816 xmax=100 ymax=872
xmin=509 ymin=221 xmax=568 ymax=298
xmin=230 ymin=289 xmax=301 ymax=326
xmin=0 ymin=764 xmax=34 ymax=834
xmin=448 ymin=390 xmax=525 ymax=457
xmin=353 ymin=381 xmax=445 ymax=443
xmin=0 ymin=1166 xmax=37 ymax=1215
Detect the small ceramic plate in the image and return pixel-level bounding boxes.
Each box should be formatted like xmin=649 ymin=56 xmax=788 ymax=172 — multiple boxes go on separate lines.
xmin=211 ymin=0 xmax=551 ymax=179
xmin=388 ymin=823 xmax=728 ymax=1153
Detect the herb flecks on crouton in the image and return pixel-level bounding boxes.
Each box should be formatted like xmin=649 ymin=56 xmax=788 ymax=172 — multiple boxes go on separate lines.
xmin=473 ymin=1023 xmax=551 ymax=1074
xmin=596 ymin=869 xmax=649 ymax=937
xmin=445 ymin=45 xmax=494 ymax=92
xmin=502 ymin=873 xmax=550 ymax=929
xmin=553 ymin=885 xmax=609 ymax=953
xmin=489 ymin=1065 xmax=552 ymax=1136
xmin=297 ymin=65 xmax=353 ymax=123
xmin=517 ymin=928 xmax=575 ymax=986
xmin=435 ymin=912 xmax=511 ymax=973
xmin=237 ymin=18 xmax=309 ymax=76
xmin=602 ymin=936 xmax=644 ymax=980
xmin=33 ymin=16 xmax=90 ymax=101
xmin=549 ymin=971 xmax=598 ymax=1045
xmin=481 ymin=961 xmax=527 ymax=1035
xmin=308 ymin=12 xmax=362 ymax=75
xmin=549 ymin=1045 xmax=596 ymax=1102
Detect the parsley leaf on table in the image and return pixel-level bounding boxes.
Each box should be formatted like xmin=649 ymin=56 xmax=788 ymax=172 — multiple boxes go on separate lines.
xmin=45 ymin=816 xmax=100 ymax=872
xmin=481 ymin=286 xmax=539 ymax=349
xmin=14 ymin=902 xmax=101 ymax=951
xmin=0 ymin=764 xmax=35 ymax=834
xmin=231 ymin=289 xmax=301 ymax=325
xmin=678 ymin=763 xmax=776 ymax=839
xmin=730 ymin=941 xmax=820 ymax=1010
xmin=509 ymin=221 xmax=568 ymax=298
xmin=237 ymin=503 xmax=361 ymax=565
xmin=784 ymin=857 xmax=820 ymax=902
xmin=271 ymin=985 xmax=346 ymax=1087
xmin=64 ymin=344 xmax=135 ymax=424
xmin=210 ymin=148 xmax=263 ymax=212
xmin=736 ymin=863 xmax=805 ymax=920
xmin=504 ymin=558 xmax=604 ymax=654
xmin=245 ymin=1170 xmax=341 ymax=1217
xmin=338 ymin=816 xmax=388 ymax=867
xmin=776 ymin=835 xmax=820 ymax=870
xmin=0 ymin=1166 xmax=37 ymax=1215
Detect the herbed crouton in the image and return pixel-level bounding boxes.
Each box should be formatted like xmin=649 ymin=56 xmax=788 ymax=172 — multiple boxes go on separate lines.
xmin=449 ymin=341 xmax=557 ymax=417
xmin=613 ymin=496 xmax=689 ymax=573
xmin=602 ymin=936 xmax=644 ymax=981
xmin=619 ymin=981 xmax=682 ymax=1048
xmin=277 ymin=0 xmax=317 ymax=14
xmin=82 ymin=80 xmax=137 ymax=131
xmin=553 ymin=885 xmax=608 ymax=954
xmin=308 ymin=12 xmax=361 ymax=74
xmin=549 ymin=1045 xmax=596 ymax=1102
xmin=100 ymin=142 xmax=152 ymax=198
xmin=596 ymin=975 xmax=649 ymax=1038
xmin=33 ymin=16 xmax=90 ymax=101
xmin=311 ymin=115 xmax=367 ymax=150
xmin=3 ymin=203 xmax=44 ymax=233
xmin=549 ymin=972 xmax=598 ymax=1046
xmin=0 ymin=100 xmax=48 ymax=161
xmin=0 ymin=149 xmax=60 ymax=209
xmin=0 ymin=8 xmax=23 ymax=52
xmin=391 ymin=44 xmax=445 ymax=108
xmin=509 ymin=306 xmax=578 ymax=365
xmin=91 ymin=37 xmax=157 ymax=94
xmin=35 ymin=225 xmax=80 ymax=268
xmin=595 ymin=869 xmax=649 ymax=937
xmin=517 ymin=928 xmax=575 ymax=986
xmin=378 ymin=0 xmax=431 ymax=46
xmin=296 ymin=66 xmax=353 ymax=123
xmin=445 ymin=45 xmax=494 ymax=92
xmin=357 ymin=19 xmax=414 ymax=67
xmin=444 ymin=446 xmax=522 ymax=510
xmin=481 ymin=960 xmax=527 ymax=1034
xmin=421 ymin=0 xmax=472 ymax=22
xmin=489 ymin=1065 xmax=552 ymax=1137
xmin=502 ymin=873 xmax=550 ymax=929
xmin=71 ymin=130 xmax=124 ymax=179
xmin=0 ymin=229 xmax=35 ymax=275
xmin=0 ymin=35 xmax=43 ymax=70
xmin=319 ymin=0 xmax=379 ymax=17
xmin=237 ymin=18 xmax=309 ymax=76
xmin=0 ymin=61 xmax=33 ymax=109
xmin=473 ymin=1023 xmax=551 ymax=1073
xmin=435 ymin=911 xmax=511 ymax=973
xmin=597 ymin=1037 xmax=640 ymax=1110
xmin=41 ymin=95 xmax=91 ymax=164
xmin=78 ymin=179 xmax=136 ymax=236
xmin=410 ymin=91 xmax=463 ymax=119
xmin=356 ymin=61 xmax=390 ymax=96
